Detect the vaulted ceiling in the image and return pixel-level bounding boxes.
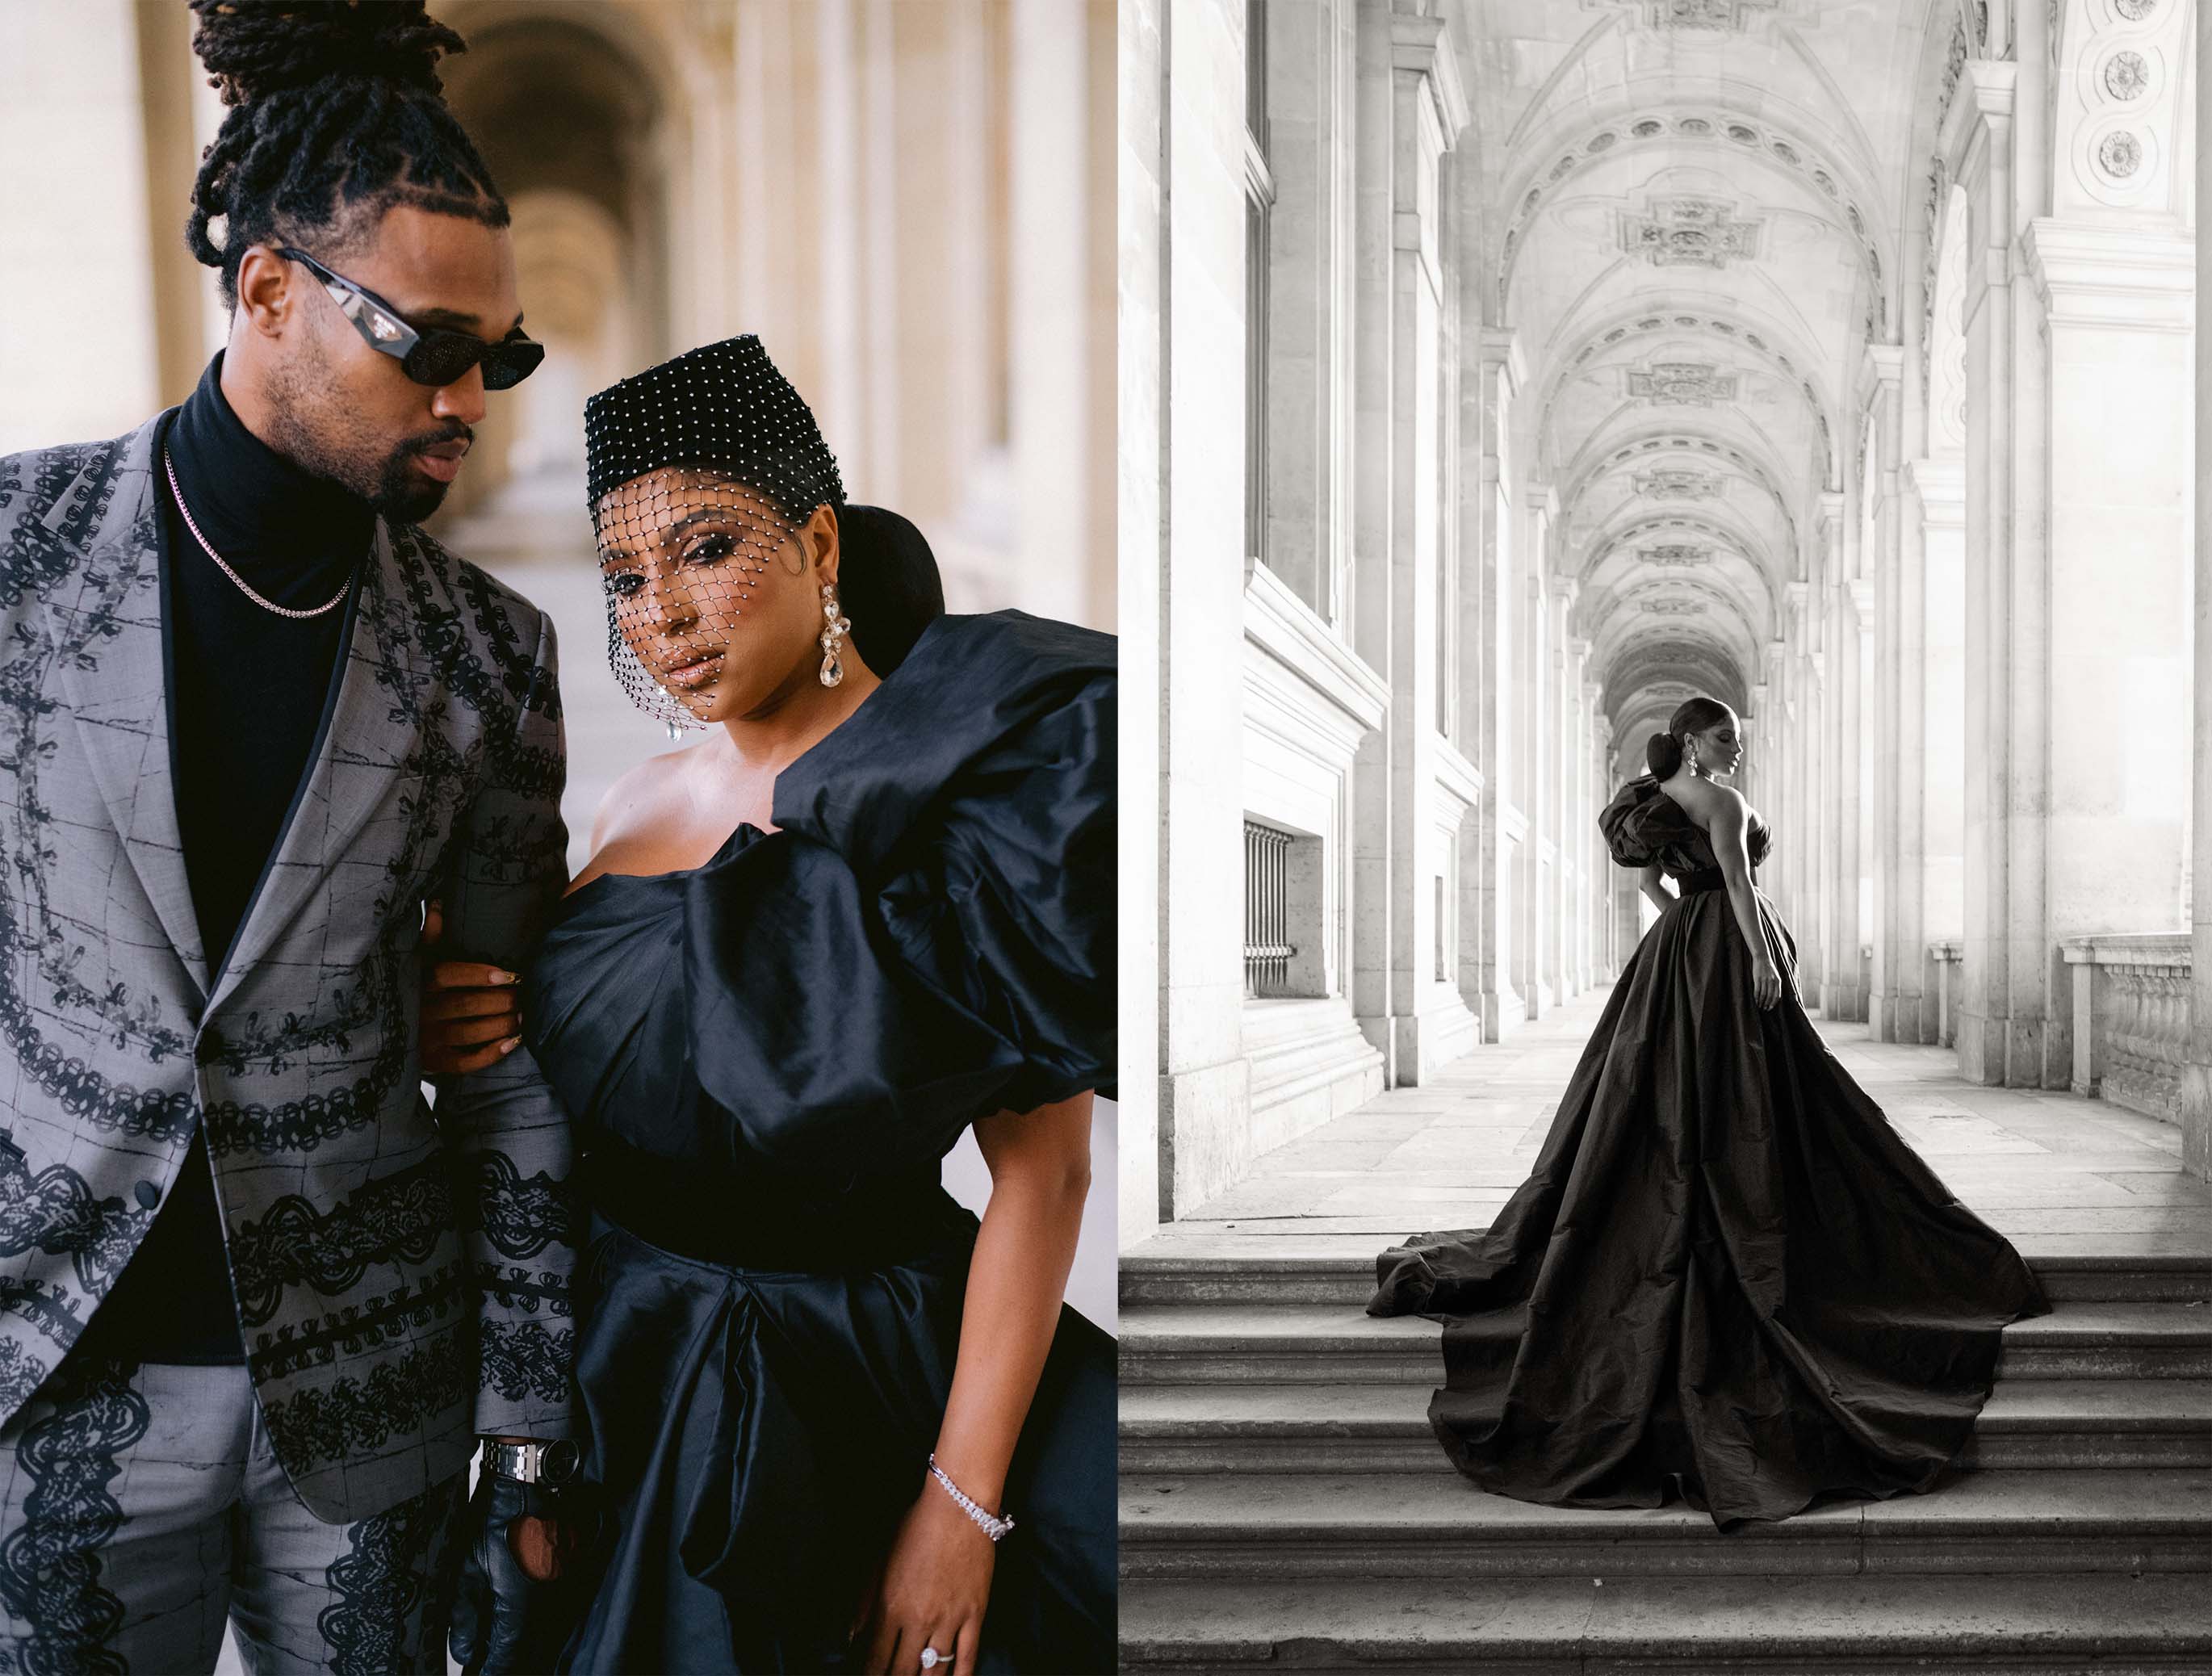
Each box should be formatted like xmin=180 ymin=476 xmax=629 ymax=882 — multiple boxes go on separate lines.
xmin=1443 ymin=0 xmax=1952 ymax=779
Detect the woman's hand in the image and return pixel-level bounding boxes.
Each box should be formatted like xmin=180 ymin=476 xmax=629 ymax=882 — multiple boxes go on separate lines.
xmin=853 ymin=1481 xmax=997 ymax=1675
xmin=1752 ymin=952 xmax=1783 ymax=1011
xmin=420 ymin=899 xmax=525 ymax=1075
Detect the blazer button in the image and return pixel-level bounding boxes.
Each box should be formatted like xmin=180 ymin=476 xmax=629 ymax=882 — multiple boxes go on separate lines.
xmin=133 ymin=1180 xmax=160 ymax=1210
xmin=195 ymin=1030 xmax=224 ymax=1067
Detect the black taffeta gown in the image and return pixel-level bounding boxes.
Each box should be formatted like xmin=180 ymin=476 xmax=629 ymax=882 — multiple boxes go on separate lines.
xmin=1370 ymin=774 xmax=2049 ymax=1529
xmin=522 ymin=610 xmax=1116 ymax=1672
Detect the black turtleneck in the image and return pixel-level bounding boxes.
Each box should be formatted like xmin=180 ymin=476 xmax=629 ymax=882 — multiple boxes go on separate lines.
xmin=74 ymin=354 xmax=371 ymax=1367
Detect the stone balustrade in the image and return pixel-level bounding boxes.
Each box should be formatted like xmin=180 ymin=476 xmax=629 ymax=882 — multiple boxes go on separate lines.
xmin=1925 ymin=941 xmax=1963 ymax=1050
xmin=2059 ymin=934 xmax=2193 ymax=1126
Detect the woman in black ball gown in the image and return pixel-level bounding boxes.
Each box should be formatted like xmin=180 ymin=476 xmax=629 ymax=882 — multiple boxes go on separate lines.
xmin=425 ymin=336 xmax=1113 ymax=1671
xmin=1372 ymin=695 xmax=2047 ymax=1529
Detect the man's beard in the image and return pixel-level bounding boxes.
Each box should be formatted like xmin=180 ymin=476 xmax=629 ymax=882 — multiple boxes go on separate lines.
xmin=265 ymin=350 xmax=460 ymax=523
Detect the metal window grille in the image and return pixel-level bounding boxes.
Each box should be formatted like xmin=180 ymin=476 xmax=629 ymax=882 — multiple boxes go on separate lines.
xmin=1244 ymin=819 xmax=1296 ymax=996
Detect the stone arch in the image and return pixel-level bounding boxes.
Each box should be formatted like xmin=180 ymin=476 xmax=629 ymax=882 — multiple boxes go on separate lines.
xmin=432 ymin=6 xmax=682 ymax=529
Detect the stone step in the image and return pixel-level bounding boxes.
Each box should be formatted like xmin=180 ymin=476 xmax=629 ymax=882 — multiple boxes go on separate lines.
xmin=1117 ymin=1301 xmax=2212 ymax=1384
xmin=1117 ymin=1467 xmax=2212 ymax=1581
xmin=1119 ymin=1243 xmax=2212 ymax=1307
xmin=1118 ymin=1573 xmax=2212 ymax=1674
xmin=1118 ymin=1380 xmax=2212 ymax=1474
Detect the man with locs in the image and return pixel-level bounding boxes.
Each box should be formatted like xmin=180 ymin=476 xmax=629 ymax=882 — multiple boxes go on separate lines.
xmin=0 ymin=3 xmax=578 ymax=1669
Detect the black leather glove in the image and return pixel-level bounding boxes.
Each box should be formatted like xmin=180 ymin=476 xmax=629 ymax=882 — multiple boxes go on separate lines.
xmin=450 ymin=1470 xmax=585 ymax=1675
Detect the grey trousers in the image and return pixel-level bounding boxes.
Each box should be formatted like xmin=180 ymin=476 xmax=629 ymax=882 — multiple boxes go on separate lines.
xmin=0 ymin=1357 xmax=465 ymax=1674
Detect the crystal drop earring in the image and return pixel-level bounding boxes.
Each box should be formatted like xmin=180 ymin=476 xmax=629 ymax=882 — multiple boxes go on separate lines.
xmin=819 ymin=583 xmax=851 ymax=688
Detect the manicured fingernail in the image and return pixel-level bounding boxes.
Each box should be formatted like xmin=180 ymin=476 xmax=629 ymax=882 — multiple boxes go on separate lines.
xmin=500 ymin=1037 xmax=521 ymax=1054
xmin=492 ymin=970 xmax=519 ymax=985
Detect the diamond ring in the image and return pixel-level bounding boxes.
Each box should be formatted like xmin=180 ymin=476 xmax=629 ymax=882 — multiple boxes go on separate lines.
xmin=920 ymin=1650 xmax=947 ymax=1671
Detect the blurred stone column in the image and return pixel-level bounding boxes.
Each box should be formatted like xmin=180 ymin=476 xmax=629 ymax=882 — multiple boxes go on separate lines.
xmin=0 ymin=0 xmax=164 ymax=450
xmin=1011 ymin=0 xmax=1092 ymax=624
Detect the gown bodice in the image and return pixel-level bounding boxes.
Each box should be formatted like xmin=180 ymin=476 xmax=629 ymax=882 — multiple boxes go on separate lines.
xmin=519 ymin=610 xmax=1116 ymax=1251
xmin=1598 ymin=773 xmax=1771 ymax=883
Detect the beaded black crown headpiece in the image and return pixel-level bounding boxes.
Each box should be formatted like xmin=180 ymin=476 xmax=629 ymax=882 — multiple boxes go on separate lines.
xmin=583 ymin=336 xmax=848 ymax=731
xmin=583 ymin=333 xmax=844 ymax=522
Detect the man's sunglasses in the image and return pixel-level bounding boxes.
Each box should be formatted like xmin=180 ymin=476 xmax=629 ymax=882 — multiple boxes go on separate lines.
xmin=278 ymin=246 xmax=545 ymax=392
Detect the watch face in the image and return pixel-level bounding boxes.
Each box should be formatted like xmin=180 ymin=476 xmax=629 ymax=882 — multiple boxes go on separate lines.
xmin=543 ymin=1439 xmax=581 ymax=1485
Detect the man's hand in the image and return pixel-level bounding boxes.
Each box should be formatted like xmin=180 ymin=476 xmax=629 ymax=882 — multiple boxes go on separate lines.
xmin=450 ymin=1460 xmax=589 ymax=1675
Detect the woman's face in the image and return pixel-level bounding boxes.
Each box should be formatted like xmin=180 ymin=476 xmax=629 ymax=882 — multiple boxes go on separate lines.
xmin=595 ymin=467 xmax=841 ymax=724
xmin=1690 ymin=710 xmax=1745 ymax=777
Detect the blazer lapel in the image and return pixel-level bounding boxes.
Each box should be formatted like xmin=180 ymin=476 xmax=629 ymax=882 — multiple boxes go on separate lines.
xmin=210 ymin=522 xmax=419 ymax=1009
xmin=39 ymin=417 xmax=212 ymax=998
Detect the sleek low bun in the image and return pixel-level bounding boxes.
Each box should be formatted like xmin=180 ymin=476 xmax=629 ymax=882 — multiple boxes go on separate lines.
xmin=1646 ymin=730 xmax=1683 ymax=780
xmin=837 ymin=505 xmax=946 ymax=677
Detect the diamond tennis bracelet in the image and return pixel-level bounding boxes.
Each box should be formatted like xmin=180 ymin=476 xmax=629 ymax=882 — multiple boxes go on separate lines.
xmin=927 ymin=1453 xmax=1016 ymax=1543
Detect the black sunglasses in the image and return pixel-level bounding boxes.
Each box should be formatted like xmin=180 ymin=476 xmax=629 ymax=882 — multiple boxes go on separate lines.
xmin=278 ymin=246 xmax=546 ymax=392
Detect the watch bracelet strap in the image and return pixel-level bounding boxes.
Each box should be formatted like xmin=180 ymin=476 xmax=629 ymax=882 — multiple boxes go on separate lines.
xmin=480 ymin=1437 xmax=568 ymax=1485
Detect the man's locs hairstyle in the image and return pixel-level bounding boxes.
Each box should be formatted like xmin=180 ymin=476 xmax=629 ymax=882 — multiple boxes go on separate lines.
xmin=185 ymin=0 xmax=508 ymax=310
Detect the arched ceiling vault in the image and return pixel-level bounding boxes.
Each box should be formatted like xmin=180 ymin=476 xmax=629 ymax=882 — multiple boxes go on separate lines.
xmin=1454 ymin=0 xmax=1947 ymax=744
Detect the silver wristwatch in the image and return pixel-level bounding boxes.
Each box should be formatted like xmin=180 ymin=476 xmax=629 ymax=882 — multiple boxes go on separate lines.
xmin=479 ymin=1436 xmax=581 ymax=1488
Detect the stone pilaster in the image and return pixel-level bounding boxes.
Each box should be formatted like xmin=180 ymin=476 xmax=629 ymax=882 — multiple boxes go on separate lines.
xmin=2186 ymin=0 xmax=2212 ymax=1181
xmin=1463 ymin=330 xmax=1526 ymax=1041
xmin=2021 ymin=220 xmax=2194 ymax=1089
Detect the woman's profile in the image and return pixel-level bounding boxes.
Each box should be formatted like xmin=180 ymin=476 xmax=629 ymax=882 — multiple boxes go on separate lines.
xmin=425 ymin=334 xmax=1114 ymax=1670
xmin=1370 ymin=695 xmax=2048 ymax=1528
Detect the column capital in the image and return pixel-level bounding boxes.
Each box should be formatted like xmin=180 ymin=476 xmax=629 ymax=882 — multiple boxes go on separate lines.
xmin=1548 ymin=574 xmax=1579 ymax=607
xmin=1902 ymin=455 xmax=1966 ymax=528
xmin=1569 ymin=635 xmax=1593 ymax=663
xmin=1481 ymin=327 xmax=1528 ymax=394
xmin=1389 ymin=14 xmax=1469 ymax=137
xmin=1847 ymin=578 xmax=1875 ymax=624
xmin=2020 ymin=218 xmax=2195 ymax=333
xmin=1858 ymin=341 xmax=1905 ymax=399
xmin=1939 ymin=59 xmax=2017 ymax=177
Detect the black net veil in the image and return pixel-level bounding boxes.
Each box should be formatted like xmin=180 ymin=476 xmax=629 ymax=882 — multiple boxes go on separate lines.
xmin=584 ymin=335 xmax=847 ymax=731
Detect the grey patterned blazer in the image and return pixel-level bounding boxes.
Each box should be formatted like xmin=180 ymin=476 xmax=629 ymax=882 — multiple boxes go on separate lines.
xmin=0 ymin=413 xmax=576 ymax=1524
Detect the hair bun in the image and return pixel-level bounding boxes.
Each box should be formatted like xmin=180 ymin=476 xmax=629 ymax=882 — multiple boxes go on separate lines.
xmin=188 ymin=0 xmax=465 ymax=105
xmin=838 ymin=505 xmax=946 ymax=676
xmin=1645 ymin=729 xmax=1683 ymax=780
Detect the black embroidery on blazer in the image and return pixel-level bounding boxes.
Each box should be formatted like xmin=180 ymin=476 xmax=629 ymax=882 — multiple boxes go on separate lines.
xmin=316 ymin=1475 xmax=463 ymax=1676
xmin=0 ymin=1279 xmax=84 ymax=1348
xmin=228 ymin=1154 xmax=455 ymax=1326
xmin=248 ymin=1269 xmax=468 ymax=1382
xmin=0 ymin=1358 xmax=147 ymax=1675
xmin=0 ymin=1133 xmax=150 ymax=1298
xmin=477 ymin=1318 xmax=572 ymax=1407
xmin=262 ymin=1335 xmax=470 ymax=1469
xmin=0 ymin=1340 xmax=46 ymax=1414
xmin=467 ymin=1153 xmax=574 ymax=1261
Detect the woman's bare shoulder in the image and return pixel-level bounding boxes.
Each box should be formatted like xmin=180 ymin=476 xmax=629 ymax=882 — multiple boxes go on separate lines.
xmin=1669 ymin=775 xmax=1746 ymax=826
xmin=585 ymin=745 xmax=703 ymax=860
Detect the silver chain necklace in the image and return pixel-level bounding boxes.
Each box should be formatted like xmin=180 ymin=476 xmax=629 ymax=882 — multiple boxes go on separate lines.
xmin=161 ymin=447 xmax=354 ymax=621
